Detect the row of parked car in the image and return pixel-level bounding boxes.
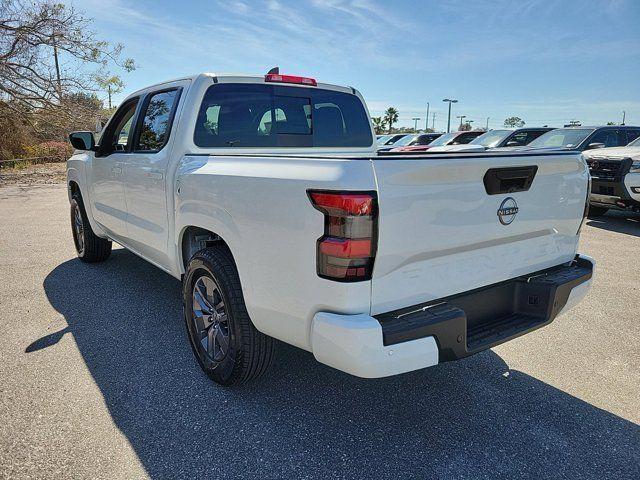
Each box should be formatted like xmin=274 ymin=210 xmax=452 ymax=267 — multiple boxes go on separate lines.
xmin=378 ymin=125 xmax=640 ymax=153
xmin=377 ymin=125 xmax=640 ymax=217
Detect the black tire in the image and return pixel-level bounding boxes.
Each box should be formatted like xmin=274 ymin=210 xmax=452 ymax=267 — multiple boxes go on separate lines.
xmin=588 ymin=206 xmax=609 ymax=218
xmin=70 ymin=192 xmax=112 ymax=263
xmin=183 ymin=245 xmax=275 ymax=386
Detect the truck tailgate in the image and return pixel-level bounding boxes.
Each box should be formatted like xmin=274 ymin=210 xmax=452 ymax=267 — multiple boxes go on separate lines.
xmin=370 ymin=152 xmax=588 ymax=315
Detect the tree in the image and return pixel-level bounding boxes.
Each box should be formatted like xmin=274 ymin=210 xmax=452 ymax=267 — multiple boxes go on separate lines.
xmin=503 ymin=116 xmax=525 ymax=128
xmin=384 ymin=107 xmax=399 ymax=133
xmin=94 ymin=72 xmax=125 ymax=109
xmin=606 ymin=121 xmax=616 ymax=126
xmin=0 ymin=100 xmax=30 ymax=159
xmin=459 ymin=122 xmax=473 ymax=131
xmin=371 ymin=116 xmax=386 ymax=134
xmin=33 ymin=92 xmax=104 ymax=140
xmin=0 ymin=0 xmax=135 ymax=133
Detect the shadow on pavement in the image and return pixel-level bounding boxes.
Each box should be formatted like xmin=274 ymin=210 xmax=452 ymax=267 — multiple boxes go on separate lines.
xmin=37 ymin=249 xmax=639 ymax=479
xmin=587 ymin=210 xmax=640 ymax=237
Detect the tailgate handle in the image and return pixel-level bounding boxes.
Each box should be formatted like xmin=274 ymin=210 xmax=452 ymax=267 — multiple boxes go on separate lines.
xmin=483 ymin=166 xmax=538 ymax=195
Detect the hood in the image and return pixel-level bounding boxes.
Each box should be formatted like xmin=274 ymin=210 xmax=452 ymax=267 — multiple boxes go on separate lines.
xmin=582 ymin=146 xmax=640 ymax=160
xmin=427 ymin=144 xmax=486 ymax=153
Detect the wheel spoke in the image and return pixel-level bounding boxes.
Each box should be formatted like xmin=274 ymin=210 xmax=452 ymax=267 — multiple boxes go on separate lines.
xmin=215 ymin=325 xmax=229 ymax=356
xmin=207 ymin=324 xmax=217 ymax=358
xmin=73 ymin=208 xmax=85 ymax=254
xmin=193 ymin=284 xmax=212 ymax=313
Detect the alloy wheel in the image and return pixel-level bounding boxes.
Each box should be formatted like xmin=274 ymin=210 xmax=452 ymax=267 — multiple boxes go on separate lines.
xmin=191 ymin=274 xmax=230 ymax=364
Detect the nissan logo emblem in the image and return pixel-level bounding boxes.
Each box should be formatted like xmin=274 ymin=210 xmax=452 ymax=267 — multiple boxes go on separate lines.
xmin=497 ymin=197 xmax=518 ymax=225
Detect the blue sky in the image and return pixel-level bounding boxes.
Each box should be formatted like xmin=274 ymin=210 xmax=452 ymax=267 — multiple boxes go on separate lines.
xmin=74 ymin=0 xmax=640 ymax=130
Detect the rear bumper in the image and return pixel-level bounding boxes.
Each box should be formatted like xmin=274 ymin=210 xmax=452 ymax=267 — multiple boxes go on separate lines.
xmin=310 ymin=254 xmax=594 ymax=378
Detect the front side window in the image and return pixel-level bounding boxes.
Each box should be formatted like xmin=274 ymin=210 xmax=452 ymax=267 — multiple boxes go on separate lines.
xmin=135 ymin=89 xmax=180 ymax=152
xmin=588 ymin=130 xmax=619 ymax=148
xmin=194 ymin=83 xmax=372 ymax=148
xmin=100 ymin=99 xmax=139 ymax=155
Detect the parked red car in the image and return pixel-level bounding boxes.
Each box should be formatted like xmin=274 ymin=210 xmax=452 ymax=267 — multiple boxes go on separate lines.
xmin=391 ymin=130 xmax=483 ymax=152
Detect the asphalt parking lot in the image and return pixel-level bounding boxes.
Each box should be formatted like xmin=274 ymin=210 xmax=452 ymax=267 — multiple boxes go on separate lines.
xmin=0 ymin=183 xmax=638 ymax=479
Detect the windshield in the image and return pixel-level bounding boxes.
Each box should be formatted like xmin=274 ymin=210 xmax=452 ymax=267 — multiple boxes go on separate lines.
xmin=470 ymin=130 xmax=511 ymax=147
xmin=428 ymin=132 xmax=457 ymax=146
xmin=528 ymin=128 xmax=594 ymax=149
xmin=629 ymin=136 xmax=640 ymax=147
xmin=393 ymin=134 xmax=418 ymax=147
xmin=377 ymin=135 xmax=392 ymax=144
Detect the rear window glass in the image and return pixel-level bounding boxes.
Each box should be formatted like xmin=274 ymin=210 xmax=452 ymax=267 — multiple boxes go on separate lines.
xmin=194 ymin=83 xmax=372 ymax=148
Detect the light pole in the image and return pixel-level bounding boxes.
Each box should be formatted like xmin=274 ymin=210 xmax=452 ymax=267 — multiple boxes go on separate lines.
xmin=485 ymin=117 xmax=490 ymax=130
xmin=456 ymin=115 xmax=467 ymax=130
xmin=622 ymin=110 xmax=626 ymax=125
xmin=412 ymin=117 xmax=421 ymax=132
xmin=425 ymin=102 xmax=430 ymax=131
xmin=442 ymin=98 xmax=458 ymax=133
xmin=432 ymin=112 xmax=436 ymax=130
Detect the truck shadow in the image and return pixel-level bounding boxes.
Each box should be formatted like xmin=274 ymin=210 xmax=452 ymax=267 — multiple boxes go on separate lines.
xmin=38 ymin=250 xmax=639 ymax=479
xmin=586 ymin=210 xmax=640 ymax=237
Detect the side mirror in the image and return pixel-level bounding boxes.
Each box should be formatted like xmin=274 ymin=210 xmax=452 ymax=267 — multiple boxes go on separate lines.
xmin=586 ymin=142 xmax=605 ymax=150
xmin=505 ymin=141 xmax=520 ymax=147
xmin=69 ymin=131 xmax=96 ymax=151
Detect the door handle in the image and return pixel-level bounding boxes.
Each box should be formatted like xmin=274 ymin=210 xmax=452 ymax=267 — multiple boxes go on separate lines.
xmin=146 ymin=171 xmax=164 ymax=180
xmin=111 ymin=166 xmax=122 ymax=175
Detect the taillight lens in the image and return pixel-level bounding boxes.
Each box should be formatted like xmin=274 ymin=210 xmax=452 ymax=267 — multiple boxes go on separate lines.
xmin=308 ymin=190 xmax=377 ymax=282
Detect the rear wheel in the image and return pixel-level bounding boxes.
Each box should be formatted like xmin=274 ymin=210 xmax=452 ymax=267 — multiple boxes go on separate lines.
xmin=70 ymin=193 xmax=112 ymax=262
xmin=588 ymin=206 xmax=609 ymax=218
xmin=183 ymin=245 xmax=275 ymax=386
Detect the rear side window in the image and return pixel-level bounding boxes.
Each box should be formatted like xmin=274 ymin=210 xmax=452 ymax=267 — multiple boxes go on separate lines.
xmin=135 ymin=89 xmax=180 ymax=152
xmin=194 ymin=83 xmax=372 ymax=148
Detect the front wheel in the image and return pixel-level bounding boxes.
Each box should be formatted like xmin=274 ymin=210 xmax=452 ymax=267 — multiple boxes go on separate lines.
xmin=183 ymin=245 xmax=275 ymax=386
xmin=588 ymin=206 xmax=609 ymax=218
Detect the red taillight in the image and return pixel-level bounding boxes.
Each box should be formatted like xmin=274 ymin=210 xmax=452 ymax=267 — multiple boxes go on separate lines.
xmin=265 ymin=73 xmax=318 ymax=86
xmin=308 ymin=190 xmax=377 ymax=282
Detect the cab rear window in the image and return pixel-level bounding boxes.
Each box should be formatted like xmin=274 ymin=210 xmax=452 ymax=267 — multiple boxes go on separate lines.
xmin=194 ymin=83 xmax=372 ymax=148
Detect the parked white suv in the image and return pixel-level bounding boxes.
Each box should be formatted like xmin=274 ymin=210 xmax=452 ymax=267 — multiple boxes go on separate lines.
xmin=583 ymin=135 xmax=640 ymax=216
xmin=67 ymin=71 xmax=594 ymax=386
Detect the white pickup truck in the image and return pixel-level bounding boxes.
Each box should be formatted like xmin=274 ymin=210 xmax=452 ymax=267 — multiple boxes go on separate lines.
xmin=67 ymin=71 xmax=594 ymax=386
